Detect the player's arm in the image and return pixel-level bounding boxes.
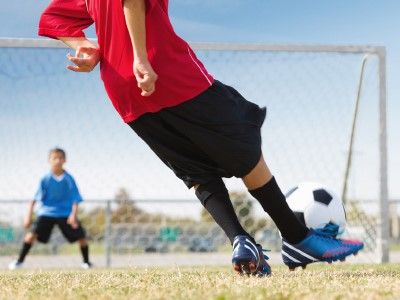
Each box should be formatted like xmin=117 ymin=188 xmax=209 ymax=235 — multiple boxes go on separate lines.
xmin=60 ymin=37 xmax=100 ymax=73
xmin=58 ymin=37 xmax=97 ymax=50
xmin=123 ymin=0 xmax=158 ymax=96
xmin=23 ymin=201 xmax=36 ymax=229
xmin=67 ymin=177 xmax=83 ymax=229
xmin=38 ymin=0 xmax=99 ymax=72
xmin=27 ymin=179 xmax=45 ymax=229
xmin=67 ymin=203 xmax=79 ymax=229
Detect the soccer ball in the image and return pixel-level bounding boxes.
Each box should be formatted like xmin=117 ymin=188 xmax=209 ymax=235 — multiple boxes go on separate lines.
xmin=286 ymin=182 xmax=346 ymax=235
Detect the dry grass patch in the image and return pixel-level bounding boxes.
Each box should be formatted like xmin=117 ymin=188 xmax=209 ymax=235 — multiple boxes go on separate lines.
xmin=0 ymin=264 xmax=399 ymax=300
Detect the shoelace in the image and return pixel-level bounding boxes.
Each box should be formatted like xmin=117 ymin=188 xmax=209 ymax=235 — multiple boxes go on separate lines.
xmin=314 ymin=222 xmax=340 ymax=238
xmin=260 ymin=248 xmax=271 ymax=260
xmin=312 ymin=223 xmax=349 ymax=248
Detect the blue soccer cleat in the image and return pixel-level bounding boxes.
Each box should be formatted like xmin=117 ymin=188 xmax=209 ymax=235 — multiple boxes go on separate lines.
xmin=232 ymin=235 xmax=260 ymax=275
xmin=281 ymin=229 xmax=364 ymax=270
xmin=255 ymin=244 xmax=272 ymax=277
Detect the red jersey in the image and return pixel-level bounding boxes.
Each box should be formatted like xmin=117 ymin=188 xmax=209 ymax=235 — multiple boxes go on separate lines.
xmin=39 ymin=0 xmax=214 ymax=122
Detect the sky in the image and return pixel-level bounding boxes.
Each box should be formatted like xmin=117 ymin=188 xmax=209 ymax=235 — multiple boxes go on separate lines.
xmin=0 ymin=0 xmax=398 ymax=218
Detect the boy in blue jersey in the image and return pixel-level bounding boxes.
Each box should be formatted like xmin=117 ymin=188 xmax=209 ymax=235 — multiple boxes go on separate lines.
xmin=9 ymin=148 xmax=91 ymax=270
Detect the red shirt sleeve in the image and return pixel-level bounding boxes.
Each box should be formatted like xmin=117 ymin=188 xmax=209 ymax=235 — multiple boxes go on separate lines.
xmin=38 ymin=0 xmax=94 ymax=39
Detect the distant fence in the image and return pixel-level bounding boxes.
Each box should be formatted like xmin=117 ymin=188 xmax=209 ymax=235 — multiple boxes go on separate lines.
xmin=1 ymin=197 xmax=397 ymax=267
xmin=0 ymin=197 xmax=281 ymax=267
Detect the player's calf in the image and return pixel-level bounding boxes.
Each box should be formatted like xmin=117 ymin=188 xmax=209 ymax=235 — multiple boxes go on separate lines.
xmin=8 ymin=234 xmax=37 ymax=270
xmin=78 ymin=238 xmax=92 ymax=268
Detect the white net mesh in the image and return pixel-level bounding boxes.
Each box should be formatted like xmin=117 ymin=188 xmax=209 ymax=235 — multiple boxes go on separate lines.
xmin=0 ymin=41 xmax=385 ymax=268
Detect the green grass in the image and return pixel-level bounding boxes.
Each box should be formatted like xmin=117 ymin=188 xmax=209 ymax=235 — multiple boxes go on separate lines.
xmin=1 ymin=264 xmax=400 ymax=300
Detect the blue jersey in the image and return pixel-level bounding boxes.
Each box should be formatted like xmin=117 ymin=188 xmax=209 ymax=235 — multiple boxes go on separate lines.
xmin=34 ymin=171 xmax=83 ymax=217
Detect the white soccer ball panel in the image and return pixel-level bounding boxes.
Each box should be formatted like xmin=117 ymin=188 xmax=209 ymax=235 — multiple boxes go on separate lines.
xmin=303 ymin=202 xmax=332 ymax=229
xmin=328 ymin=197 xmax=347 ymax=233
xmin=286 ymin=186 xmax=313 ymax=211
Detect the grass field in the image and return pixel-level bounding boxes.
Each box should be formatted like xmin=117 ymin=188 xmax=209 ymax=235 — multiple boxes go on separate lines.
xmin=1 ymin=264 xmax=399 ymax=300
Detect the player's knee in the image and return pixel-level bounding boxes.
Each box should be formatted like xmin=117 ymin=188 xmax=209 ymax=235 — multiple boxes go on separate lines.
xmin=194 ymin=178 xmax=227 ymax=206
xmin=78 ymin=238 xmax=87 ymax=246
xmin=242 ymin=154 xmax=272 ymax=190
xmin=24 ymin=232 xmax=37 ymax=244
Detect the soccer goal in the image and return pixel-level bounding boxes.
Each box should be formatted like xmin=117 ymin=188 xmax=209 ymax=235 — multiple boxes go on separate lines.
xmin=0 ymin=38 xmax=388 ymax=265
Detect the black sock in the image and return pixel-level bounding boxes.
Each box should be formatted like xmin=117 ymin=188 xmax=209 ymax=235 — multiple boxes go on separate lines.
xmin=17 ymin=242 xmax=32 ymax=263
xmin=249 ymin=177 xmax=309 ymax=244
xmin=80 ymin=245 xmax=90 ymax=263
xmin=195 ymin=179 xmax=256 ymax=245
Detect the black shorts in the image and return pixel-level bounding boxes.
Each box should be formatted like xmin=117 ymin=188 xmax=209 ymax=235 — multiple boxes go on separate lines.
xmin=129 ymin=80 xmax=266 ymax=188
xmin=32 ymin=216 xmax=86 ymax=243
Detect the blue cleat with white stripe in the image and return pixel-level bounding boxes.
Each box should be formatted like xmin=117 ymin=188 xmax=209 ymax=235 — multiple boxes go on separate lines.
xmin=281 ymin=229 xmax=364 ymax=270
xmin=232 ymin=235 xmax=260 ymax=275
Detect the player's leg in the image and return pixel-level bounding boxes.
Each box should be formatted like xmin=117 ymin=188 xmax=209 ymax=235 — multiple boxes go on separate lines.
xmin=9 ymin=216 xmax=55 ymax=270
xmin=194 ymin=179 xmax=252 ymax=245
xmin=129 ymin=114 xmax=269 ymax=275
xmin=194 ymin=179 xmax=271 ymax=276
xmin=194 ymin=178 xmax=270 ymax=275
xmin=8 ymin=232 xmax=37 ymax=270
xmin=243 ymin=154 xmax=363 ymax=270
xmin=18 ymin=232 xmax=37 ymax=261
xmin=190 ymin=80 xmax=363 ymax=269
xmin=242 ymin=154 xmax=309 ymax=244
xmin=78 ymin=238 xmax=91 ymax=268
xmin=57 ymin=218 xmax=92 ymax=268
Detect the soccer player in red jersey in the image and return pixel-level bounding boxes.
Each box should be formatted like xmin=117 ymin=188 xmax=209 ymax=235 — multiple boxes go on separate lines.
xmin=38 ymin=0 xmax=363 ymax=275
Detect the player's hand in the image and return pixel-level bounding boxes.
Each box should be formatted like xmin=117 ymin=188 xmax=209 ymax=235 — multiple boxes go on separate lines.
xmin=66 ymin=46 xmax=100 ymax=73
xmin=67 ymin=215 xmax=79 ymax=229
xmin=23 ymin=217 xmax=32 ymax=229
xmin=133 ymin=59 xmax=158 ymax=97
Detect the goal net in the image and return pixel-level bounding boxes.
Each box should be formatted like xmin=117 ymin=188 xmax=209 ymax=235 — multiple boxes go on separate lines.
xmin=0 ymin=39 xmax=388 ymax=267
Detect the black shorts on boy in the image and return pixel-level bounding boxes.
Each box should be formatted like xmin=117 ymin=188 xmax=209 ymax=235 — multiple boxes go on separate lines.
xmin=32 ymin=216 xmax=86 ymax=243
xmin=129 ymin=80 xmax=267 ymax=188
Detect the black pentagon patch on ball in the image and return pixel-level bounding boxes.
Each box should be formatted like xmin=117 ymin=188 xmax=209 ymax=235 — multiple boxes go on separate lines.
xmin=293 ymin=211 xmax=306 ymax=226
xmin=313 ymin=189 xmax=333 ymax=205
